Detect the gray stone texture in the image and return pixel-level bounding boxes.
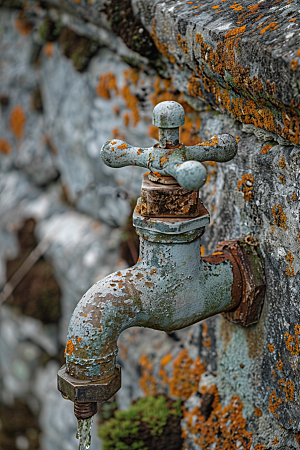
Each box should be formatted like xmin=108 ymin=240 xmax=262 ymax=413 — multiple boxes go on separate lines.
xmin=1 ymin=1 xmax=300 ymax=449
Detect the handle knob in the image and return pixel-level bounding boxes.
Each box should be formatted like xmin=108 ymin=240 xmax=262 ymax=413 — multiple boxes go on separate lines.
xmin=101 ymin=101 xmax=238 ymax=191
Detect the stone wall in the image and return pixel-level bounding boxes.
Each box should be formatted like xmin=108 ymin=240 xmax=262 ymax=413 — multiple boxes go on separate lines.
xmin=1 ymin=1 xmax=300 ymax=449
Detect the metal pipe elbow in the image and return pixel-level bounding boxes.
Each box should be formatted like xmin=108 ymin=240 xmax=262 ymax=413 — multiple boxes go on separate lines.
xmin=65 ymin=265 xmax=143 ymax=382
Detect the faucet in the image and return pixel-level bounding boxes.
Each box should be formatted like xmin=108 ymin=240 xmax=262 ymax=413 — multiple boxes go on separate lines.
xmin=57 ymin=101 xmax=265 ymax=423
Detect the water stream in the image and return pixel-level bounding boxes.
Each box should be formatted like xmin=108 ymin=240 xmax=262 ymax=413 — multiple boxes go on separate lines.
xmin=76 ymin=417 xmax=94 ymax=450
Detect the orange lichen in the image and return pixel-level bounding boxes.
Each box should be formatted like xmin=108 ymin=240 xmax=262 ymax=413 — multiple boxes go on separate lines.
xmin=149 ymin=76 xmax=202 ymax=146
xmin=268 ymin=391 xmax=283 ymax=416
xmin=139 ymin=354 xmax=157 ymax=396
xmin=151 ymin=19 xmax=176 ymax=63
xmin=202 ymin=322 xmax=211 ymax=349
xmin=291 ymin=60 xmax=298 ymax=71
xmin=183 ymin=385 xmax=252 ymax=449
xmin=0 ymin=138 xmax=11 ymax=154
xmin=260 ymin=22 xmax=278 ymax=34
xmin=122 ymin=85 xmax=140 ymax=126
xmin=9 ymin=105 xmax=26 ymax=139
xmin=268 ymin=344 xmax=275 ymax=353
xmin=159 ymin=349 xmax=205 ymax=400
xmin=185 ymin=22 xmax=300 ymax=144
xmin=237 ymin=173 xmax=254 ymax=201
xmin=284 ymin=381 xmax=294 ymax=402
xmin=276 ymin=360 xmax=283 ymax=371
xmin=64 ymin=339 xmax=74 ymax=355
xmin=15 ymin=13 xmax=33 ymax=36
xmin=254 ymin=406 xmax=262 ymax=417
xmin=117 ymin=143 xmax=128 ymax=150
xmin=123 ymin=113 xmax=130 ymax=128
xmin=112 ymin=127 xmax=126 ymax=141
xmin=271 ymin=205 xmax=288 ymax=230
xmin=44 ymin=42 xmax=53 ymax=57
xmin=177 ymin=34 xmax=188 ymax=53
xmin=255 ymin=445 xmax=266 ymax=450
xmin=279 ymin=175 xmax=286 ymax=184
xmin=290 ymin=192 xmax=297 ymax=201
xmin=287 ymin=266 xmax=295 ymax=277
xmin=148 ymin=125 xmax=159 ymax=141
xmin=96 ymin=73 xmax=118 ymax=99
xmin=284 ymin=324 xmax=300 ymax=355
xmin=278 ymin=156 xmax=286 ymax=169
xmin=198 ymin=135 xmax=219 ymax=146
xmin=287 ymin=252 xmax=294 ymax=264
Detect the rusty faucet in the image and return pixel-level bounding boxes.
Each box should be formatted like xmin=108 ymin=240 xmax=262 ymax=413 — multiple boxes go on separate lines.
xmin=58 ymin=101 xmax=265 ymax=422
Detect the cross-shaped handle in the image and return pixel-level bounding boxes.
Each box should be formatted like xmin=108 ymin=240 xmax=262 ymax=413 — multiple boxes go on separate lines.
xmin=101 ymin=101 xmax=238 ymax=191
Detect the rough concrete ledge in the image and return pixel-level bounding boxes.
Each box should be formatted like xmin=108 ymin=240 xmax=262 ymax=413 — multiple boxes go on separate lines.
xmin=136 ymin=0 xmax=300 ymax=146
xmin=36 ymin=0 xmax=300 ymax=146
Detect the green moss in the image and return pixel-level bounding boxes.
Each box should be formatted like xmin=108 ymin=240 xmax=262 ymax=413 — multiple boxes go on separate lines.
xmin=98 ymin=396 xmax=182 ymax=450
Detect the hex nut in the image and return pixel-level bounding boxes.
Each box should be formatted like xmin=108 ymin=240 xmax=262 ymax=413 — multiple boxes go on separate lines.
xmin=217 ymin=239 xmax=266 ymax=326
xmin=140 ymin=174 xmax=200 ymax=218
xmin=57 ymin=365 xmax=121 ymax=403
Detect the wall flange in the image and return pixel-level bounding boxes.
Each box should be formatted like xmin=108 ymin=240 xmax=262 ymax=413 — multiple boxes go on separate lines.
xmin=216 ymin=239 xmax=266 ymax=327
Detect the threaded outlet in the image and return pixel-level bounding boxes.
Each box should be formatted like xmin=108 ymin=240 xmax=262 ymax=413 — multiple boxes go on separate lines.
xmin=74 ymin=401 xmax=98 ymax=419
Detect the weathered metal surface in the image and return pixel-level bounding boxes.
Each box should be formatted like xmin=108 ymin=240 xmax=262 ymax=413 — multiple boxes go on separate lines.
xmin=203 ymin=249 xmax=243 ymax=313
xmin=100 ymin=101 xmax=238 ymax=190
xmin=63 ymin=218 xmax=243 ymax=385
xmin=140 ymin=174 xmax=200 ymax=218
xmin=153 ymin=101 xmax=185 ymax=129
xmin=57 ymin=365 xmax=121 ymax=403
xmin=153 ymin=101 xmax=185 ymax=147
xmin=217 ymin=239 xmax=266 ymax=326
xmin=133 ymin=202 xmax=210 ymax=235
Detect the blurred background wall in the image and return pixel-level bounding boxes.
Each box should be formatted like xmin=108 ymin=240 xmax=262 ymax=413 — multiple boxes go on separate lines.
xmin=1 ymin=1 xmax=300 ymax=449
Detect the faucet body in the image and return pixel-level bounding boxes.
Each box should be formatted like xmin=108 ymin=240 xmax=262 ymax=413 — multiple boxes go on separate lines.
xmin=57 ymin=101 xmax=265 ymax=422
xmin=63 ymin=210 xmax=242 ymax=383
